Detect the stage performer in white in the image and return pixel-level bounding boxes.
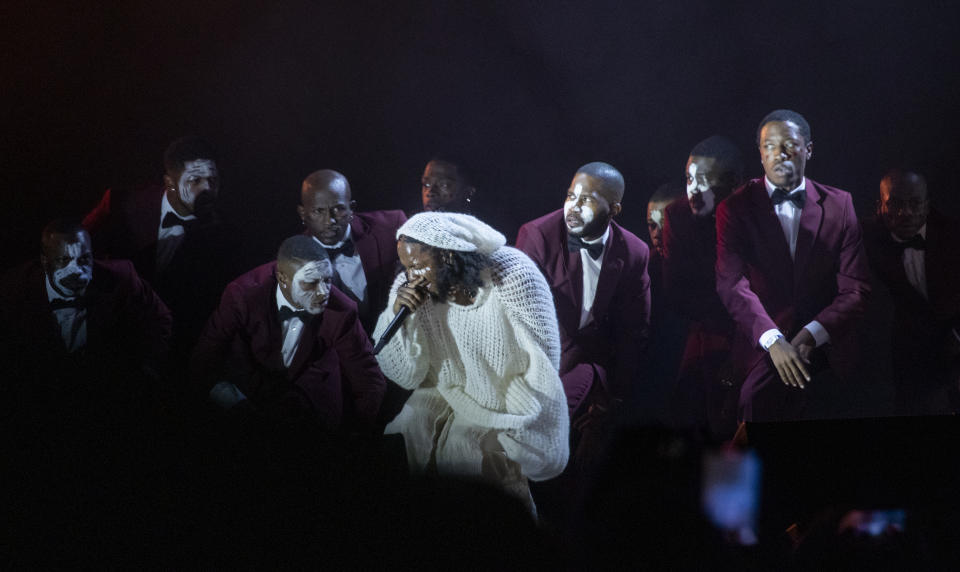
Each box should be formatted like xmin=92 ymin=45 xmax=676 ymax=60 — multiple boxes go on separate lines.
xmin=374 ymin=212 xmax=569 ymax=514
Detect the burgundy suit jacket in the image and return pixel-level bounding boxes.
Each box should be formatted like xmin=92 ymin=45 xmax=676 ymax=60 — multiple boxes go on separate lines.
xmin=83 ymin=183 xmax=243 ymax=354
xmin=306 ymin=209 xmax=406 ymax=334
xmin=191 ymin=262 xmax=386 ymax=429
xmin=516 ymin=209 xmax=651 ymax=408
xmin=0 ymin=259 xmax=172 ymax=422
xmin=863 ymin=210 xmax=960 ymax=383
xmin=716 ymin=178 xmax=871 ymax=369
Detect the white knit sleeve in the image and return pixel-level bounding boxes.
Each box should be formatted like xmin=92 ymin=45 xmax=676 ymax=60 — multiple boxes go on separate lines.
xmin=490 ymin=248 xmax=569 ymax=481
xmin=372 ymin=273 xmax=431 ymax=390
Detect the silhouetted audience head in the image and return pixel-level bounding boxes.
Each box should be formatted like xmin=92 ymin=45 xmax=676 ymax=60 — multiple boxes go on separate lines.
xmin=298 ymin=169 xmax=356 ymax=246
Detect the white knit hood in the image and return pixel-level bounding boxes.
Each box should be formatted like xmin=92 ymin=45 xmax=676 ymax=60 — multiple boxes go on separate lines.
xmin=397 ymin=212 xmax=506 ymax=255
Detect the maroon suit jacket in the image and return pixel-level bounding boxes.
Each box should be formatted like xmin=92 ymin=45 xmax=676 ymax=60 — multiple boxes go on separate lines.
xmin=716 ymin=178 xmax=871 ymax=371
xmin=306 ymin=209 xmax=406 ymax=334
xmin=191 ymin=262 xmax=386 ymax=429
xmin=516 ymin=209 xmax=651 ymax=411
xmin=0 ymin=259 xmax=172 ymax=424
xmin=83 ymin=183 xmax=243 ymax=356
xmin=863 ymin=210 xmax=960 ymax=395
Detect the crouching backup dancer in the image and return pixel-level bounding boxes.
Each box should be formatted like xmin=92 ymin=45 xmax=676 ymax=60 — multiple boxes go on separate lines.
xmin=373 ymin=212 xmax=569 ymax=515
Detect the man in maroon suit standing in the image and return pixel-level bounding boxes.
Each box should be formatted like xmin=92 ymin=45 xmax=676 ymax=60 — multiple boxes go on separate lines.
xmin=863 ymin=169 xmax=960 ymax=414
xmin=716 ymin=110 xmax=871 ymax=422
xmin=83 ymin=136 xmax=242 ymax=365
xmin=297 ymin=169 xmax=406 ymax=336
xmin=191 ymin=235 xmax=386 ymax=431
xmin=662 ymin=135 xmax=744 ymax=439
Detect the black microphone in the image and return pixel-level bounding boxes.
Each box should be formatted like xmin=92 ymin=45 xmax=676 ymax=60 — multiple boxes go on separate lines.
xmin=373 ymin=305 xmax=411 ymax=355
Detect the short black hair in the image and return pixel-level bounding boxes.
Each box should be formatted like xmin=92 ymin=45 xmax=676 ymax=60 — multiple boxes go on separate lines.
xmin=400 ymin=235 xmax=492 ymax=304
xmin=648 ymin=183 xmax=684 ymax=204
xmin=277 ymin=235 xmax=329 ymax=264
xmin=163 ymin=136 xmax=218 ymax=175
xmin=428 ymin=154 xmax=479 ymax=190
xmin=42 ymin=218 xmax=87 ymax=240
xmin=756 ymin=109 xmax=811 ymax=145
xmin=689 ymin=135 xmax=744 ymax=181
xmin=575 ymin=161 xmax=625 ymax=202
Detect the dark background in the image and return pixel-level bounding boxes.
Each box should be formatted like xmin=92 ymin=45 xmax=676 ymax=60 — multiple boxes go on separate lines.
xmin=3 ymin=0 xmax=958 ymax=268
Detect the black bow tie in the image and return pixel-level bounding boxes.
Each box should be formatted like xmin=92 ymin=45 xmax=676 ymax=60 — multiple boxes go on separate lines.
xmin=161 ymin=211 xmax=194 ymax=229
xmin=278 ymin=306 xmax=313 ymax=323
xmin=50 ymin=297 xmax=85 ymax=310
xmin=567 ymin=235 xmax=604 ymax=260
xmin=324 ymin=239 xmax=355 ymax=259
xmin=771 ymin=187 xmax=806 ymax=209
xmin=895 ymin=234 xmax=926 ymax=251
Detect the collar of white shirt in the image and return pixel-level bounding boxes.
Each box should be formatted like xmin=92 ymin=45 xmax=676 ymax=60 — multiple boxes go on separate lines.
xmin=890 ymin=223 xmax=927 ymax=243
xmin=159 ymin=192 xmax=197 ymax=233
xmin=313 ymin=223 xmax=354 ymax=251
xmin=276 ymin=284 xmax=300 ymax=317
xmin=580 ymin=225 xmax=610 ymax=250
xmin=764 ymin=176 xmax=806 ymax=197
xmin=45 ymin=274 xmax=80 ymax=306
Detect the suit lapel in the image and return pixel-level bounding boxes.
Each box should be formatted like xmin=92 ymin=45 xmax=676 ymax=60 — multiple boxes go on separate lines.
xmin=793 ymin=181 xmax=825 ymax=292
xmin=287 ymin=312 xmax=320 ymax=380
xmin=350 ymin=216 xmax=375 ymax=277
xmin=750 ymin=183 xmax=794 ymax=284
xmin=556 ymin=226 xmax=585 ymax=336
xmin=590 ymin=225 xmax=624 ymax=323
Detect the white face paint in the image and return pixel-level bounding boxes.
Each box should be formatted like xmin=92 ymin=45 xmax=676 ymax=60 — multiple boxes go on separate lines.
xmin=290 ymin=260 xmax=332 ymax=315
xmin=686 ymin=162 xmax=715 ymax=217
xmin=649 ymin=208 xmax=664 ymax=228
xmin=177 ymin=159 xmax=219 ymax=209
xmin=51 ymin=242 xmax=93 ymax=297
xmin=564 ymin=181 xmax=596 ymax=233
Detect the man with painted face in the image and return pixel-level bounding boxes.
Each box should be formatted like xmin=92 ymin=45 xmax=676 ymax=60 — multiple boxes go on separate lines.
xmin=419 ymin=157 xmax=477 ymax=213
xmin=191 ymin=235 xmax=386 ymax=430
xmin=517 ymin=162 xmax=651 ymax=463
xmin=298 ymin=169 xmax=406 ymax=335
xmin=716 ymin=110 xmax=871 ymax=422
xmin=646 ymin=183 xmax=680 ymax=261
xmin=863 ymin=170 xmax=960 ymax=415
xmin=0 ymin=220 xmax=172 ymax=440
xmin=83 ymin=136 xmax=242 ymax=365
xmin=661 ymin=136 xmax=744 ymax=439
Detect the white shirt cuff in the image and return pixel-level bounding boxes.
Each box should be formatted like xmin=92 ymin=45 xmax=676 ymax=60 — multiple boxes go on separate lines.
xmin=804 ymin=321 xmax=830 ymax=347
xmin=759 ymin=329 xmax=784 ymax=351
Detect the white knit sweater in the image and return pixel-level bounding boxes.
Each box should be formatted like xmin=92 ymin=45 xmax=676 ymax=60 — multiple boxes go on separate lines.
xmin=374 ymin=246 xmax=569 ymax=482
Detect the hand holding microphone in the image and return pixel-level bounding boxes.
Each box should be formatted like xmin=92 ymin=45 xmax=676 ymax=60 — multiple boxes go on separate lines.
xmin=375 ymin=275 xmax=430 ymax=355
xmin=392 ymin=274 xmax=430 ymax=315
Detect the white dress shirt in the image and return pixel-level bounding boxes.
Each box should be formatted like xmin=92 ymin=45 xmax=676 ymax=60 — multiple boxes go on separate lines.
xmin=891 ymin=224 xmax=927 ymax=299
xmin=277 ymin=286 xmax=307 ymax=368
xmin=578 ymin=226 xmax=610 ymax=329
xmin=759 ymin=177 xmax=829 ymax=350
xmin=312 ymin=226 xmax=367 ymax=304
xmin=156 ymin=192 xmax=196 ymax=273
xmin=46 ymin=275 xmax=87 ymax=352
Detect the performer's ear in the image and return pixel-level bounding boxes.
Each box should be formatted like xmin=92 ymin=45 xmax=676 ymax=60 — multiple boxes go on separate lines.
xmin=610 ymin=202 xmax=622 ymax=218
